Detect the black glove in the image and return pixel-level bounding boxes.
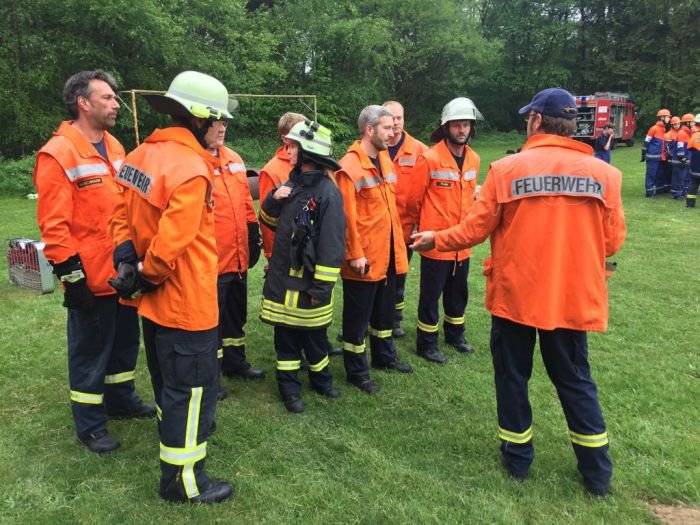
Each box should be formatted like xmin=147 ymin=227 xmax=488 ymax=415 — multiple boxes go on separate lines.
xmin=248 ymin=222 xmax=262 ymax=269
xmin=52 ymin=254 xmax=95 ymax=311
xmin=640 ymin=149 xmax=646 ymax=162
xmin=113 ymin=240 xmax=137 ymax=269
xmin=108 ymin=262 xmax=159 ymax=300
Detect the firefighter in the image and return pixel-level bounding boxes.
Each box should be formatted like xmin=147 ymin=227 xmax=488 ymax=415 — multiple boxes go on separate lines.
xmin=667 ymin=116 xmax=686 ymax=199
xmin=686 ymin=114 xmax=700 ymax=208
xmin=642 ymin=108 xmax=671 ymax=196
xmin=678 ymin=113 xmax=695 ymax=195
xmin=382 ymin=100 xmax=429 ymax=339
xmin=405 ymin=97 xmax=482 ymax=364
xmin=594 ymin=122 xmax=615 ymax=164
xmin=259 ymin=120 xmax=346 ymax=413
xmin=336 ymin=105 xmax=413 ymax=394
xmin=259 ymin=112 xmax=307 ymax=262
xmin=33 ymin=70 xmax=155 ymax=454
xmin=204 ymin=118 xmax=264 ymax=399
xmin=259 ymin=113 xmax=342 ymax=360
xmin=108 ymin=71 xmax=233 ymax=503
xmin=411 ymin=88 xmax=626 ymax=497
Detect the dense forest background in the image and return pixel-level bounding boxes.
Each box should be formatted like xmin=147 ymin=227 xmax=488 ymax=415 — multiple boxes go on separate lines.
xmin=1 ymin=0 xmax=698 ymax=157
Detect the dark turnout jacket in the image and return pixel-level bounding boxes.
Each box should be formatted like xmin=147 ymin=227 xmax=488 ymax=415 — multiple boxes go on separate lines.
xmin=259 ymin=168 xmax=346 ymax=329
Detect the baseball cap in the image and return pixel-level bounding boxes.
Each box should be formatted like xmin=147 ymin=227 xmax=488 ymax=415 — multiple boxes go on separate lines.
xmin=518 ymin=88 xmax=577 ymax=120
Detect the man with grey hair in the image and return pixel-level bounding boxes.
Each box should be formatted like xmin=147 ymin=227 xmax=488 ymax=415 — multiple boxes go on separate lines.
xmin=34 ymin=69 xmax=155 ymax=454
xmin=335 ymin=105 xmax=413 ymax=394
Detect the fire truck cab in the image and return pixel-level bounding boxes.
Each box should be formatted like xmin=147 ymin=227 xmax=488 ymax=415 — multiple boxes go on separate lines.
xmin=574 ymin=92 xmax=637 ymax=146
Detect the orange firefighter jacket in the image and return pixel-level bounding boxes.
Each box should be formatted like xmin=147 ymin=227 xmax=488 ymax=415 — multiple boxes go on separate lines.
xmin=34 ymin=121 xmax=125 ymax=295
xmin=336 ymin=141 xmax=409 ymax=282
xmin=406 ymin=139 xmax=480 ymax=261
xmin=109 ymin=127 xmax=219 ymax=331
xmin=644 ymin=121 xmax=667 ymax=160
xmin=212 ymin=146 xmax=257 ymax=275
xmin=259 ymin=146 xmax=292 ymax=259
xmin=390 ymin=132 xmax=429 ymax=242
xmin=434 ymin=134 xmax=626 ymax=332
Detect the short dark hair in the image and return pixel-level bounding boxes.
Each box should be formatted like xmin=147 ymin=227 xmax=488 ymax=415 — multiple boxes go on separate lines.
xmin=604 ymin=122 xmax=615 ymax=129
xmin=541 ymin=115 xmax=577 ymax=137
xmin=63 ymin=70 xmax=118 ymax=119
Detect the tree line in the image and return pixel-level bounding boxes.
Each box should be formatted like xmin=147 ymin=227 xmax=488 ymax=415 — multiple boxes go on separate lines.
xmin=1 ymin=0 xmax=697 ymax=158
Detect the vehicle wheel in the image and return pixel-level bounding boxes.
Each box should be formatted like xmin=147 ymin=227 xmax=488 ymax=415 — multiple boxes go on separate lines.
xmin=626 ymin=138 xmax=635 ymax=147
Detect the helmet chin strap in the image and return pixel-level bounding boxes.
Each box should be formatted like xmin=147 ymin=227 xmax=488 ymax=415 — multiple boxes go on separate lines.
xmin=173 ymin=115 xmax=214 ymax=149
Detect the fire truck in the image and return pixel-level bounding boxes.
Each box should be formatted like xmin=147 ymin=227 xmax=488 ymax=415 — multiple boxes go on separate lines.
xmin=574 ymin=92 xmax=637 ymax=146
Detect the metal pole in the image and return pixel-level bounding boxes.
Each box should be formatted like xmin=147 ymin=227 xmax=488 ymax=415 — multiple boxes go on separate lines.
xmin=131 ymin=90 xmax=140 ymax=147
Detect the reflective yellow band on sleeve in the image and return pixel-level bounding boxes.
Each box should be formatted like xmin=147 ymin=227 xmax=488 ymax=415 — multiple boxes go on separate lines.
xmin=498 ymin=426 xmax=533 ymax=444
xmin=222 ymin=336 xmax=245 ymax=347
xmin=260 ymin=208 xmax=279 ymax=226
xmin=309 ymin=355 xmax=330 ymax=372
xmin=70 ymin=390 xmax=103 ymax=405
xmin=395 ymin=301 xmax=405 ymax=311
xmin=155 ymin=404 xmax=162 ymax=421
xmin=444 ymin=315 xmax=465 ymax=325
xmin=217 ymin=347 xmax=223 ymax=359
xmin=159 ymin=441 xmax=207 ymax=466
xmin=369 ymin=326 xmax=392 ymax=338
xmin=104 ymin=370 xmax=136 ymax=384
xmin=314 ymin=265 xmax=340 ymax=282
xmin=569 ymin=430 xmax=609 ymax=448
xmin=277 ymin=360 xmax=302 ymax=371
xmin=343 ymin=341 xmax=366 ymax=354
xmin=417 ymin=320 xmax=439 ymax=333
xmin=289 ymin=266 xmax=304 ymax=278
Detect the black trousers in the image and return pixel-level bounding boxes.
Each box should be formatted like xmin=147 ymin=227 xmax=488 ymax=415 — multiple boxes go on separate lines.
xmin=274 ymin=325 xmax=333 ymax=399
xmin=687 ymin=174 xmax=700 ymax=207
xmin=394 ymin=245 xmax=413 ymax=325
xmin=216 ymin=272 xmax=250 ymax=373
xmin=490 ymin=316 xmax=612 ymax=490
xmin=67 ymin=295 xmax=141 ymax=436
xmin=342 ymin=251 xmax=400 ymax=382
xmin=142 ymin=317 xmax=218 ymax=499
xmin=416 ymin=257 xmax=470 ymax=350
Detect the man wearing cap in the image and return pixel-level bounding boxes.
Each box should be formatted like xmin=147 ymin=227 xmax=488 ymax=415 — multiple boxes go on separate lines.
xmin=109 ymin=71 xmax=234 ymax=503
xmin=336 ymin=105 xmax=413 ymax=394
xmin=411 ymin=88 xmax=626 ymax=497
xmin=382 ymin=101 xmax=429 ymax=339
xmin=642 ymin=109 xmax=671 ymax=197
xmin=405 ymin=97 xmax=482 ymax=364
xmin=34 ymin=69 xmax=155 ymax=454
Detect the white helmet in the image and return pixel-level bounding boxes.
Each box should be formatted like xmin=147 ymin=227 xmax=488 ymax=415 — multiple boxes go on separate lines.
xmin=695 ymin=113 xmax=700 ymax=124
xmin=144 ymin=71 xmax=234 ymax=120
xmin=430 ymin=97 xmax=484 ymax=143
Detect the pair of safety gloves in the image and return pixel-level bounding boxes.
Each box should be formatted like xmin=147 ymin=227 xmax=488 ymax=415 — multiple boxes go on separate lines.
xmin=53 ymin=224 xmax=262 ymax=312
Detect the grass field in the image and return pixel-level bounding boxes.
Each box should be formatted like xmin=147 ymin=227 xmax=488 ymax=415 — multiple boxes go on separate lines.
xmin=0 ymin=138 xmax=698 ymax=524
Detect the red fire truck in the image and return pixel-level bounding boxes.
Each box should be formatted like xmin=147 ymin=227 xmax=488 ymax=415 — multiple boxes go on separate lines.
xmin=574 ymin=92 xmax=637 ymax=146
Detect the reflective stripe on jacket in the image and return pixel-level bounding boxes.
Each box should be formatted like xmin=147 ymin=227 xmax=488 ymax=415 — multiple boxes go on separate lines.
xmin=390 ymin=132 xmax=429 ymax=242
xmin=407 ymin=139 xmax=480 ymax=261
xmin=212 ymin=146 xmax=257 ymax=274
xmin=434 ymin=134 xmax=626 ymax=332
xmin=34 ymin=121 xmax=125 ymax=295
xmin=336 ymin=141 xmax=408 ymax=282
xmin=259 ymin=146 xmax=292 ymax=259
xmin=109 ymin=126 xmax=219 ymax=331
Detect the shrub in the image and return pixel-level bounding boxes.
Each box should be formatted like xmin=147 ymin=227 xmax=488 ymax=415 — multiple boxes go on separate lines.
xmin=0 ymin=155 xmax=36 ymax=197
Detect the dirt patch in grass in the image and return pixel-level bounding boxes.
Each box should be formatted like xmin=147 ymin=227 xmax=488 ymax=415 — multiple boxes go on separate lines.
xmin=651 ymin=503 xmax=700 ymax=525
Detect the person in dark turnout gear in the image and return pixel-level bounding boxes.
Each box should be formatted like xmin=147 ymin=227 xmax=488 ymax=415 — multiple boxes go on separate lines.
xmin=109 ymin=71 xmax=234 ymax=504
xmin=33 ymin=70 xmax=155 ymax=454
xmin=259 ymin=120 xmax=346 ymax=413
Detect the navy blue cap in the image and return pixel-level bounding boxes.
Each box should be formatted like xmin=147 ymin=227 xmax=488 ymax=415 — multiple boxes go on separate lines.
xmin=518 ymin=88 xmax=577 ymax=120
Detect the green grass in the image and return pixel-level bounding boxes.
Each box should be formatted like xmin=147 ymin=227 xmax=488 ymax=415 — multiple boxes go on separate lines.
xmin=1 ymin=138 xmax=698 ymax=524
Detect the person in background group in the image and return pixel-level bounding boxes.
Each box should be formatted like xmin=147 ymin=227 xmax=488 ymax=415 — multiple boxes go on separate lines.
xmin=405 ymin=97 xmax=482 ymax=364
xmin=411 ymin=88 xmax=626 ymax=498
xmin=205 ymin=117 xmax=264 ymax=400
xmin=666 ymin=116 xmax=686 ymax=199
xmin=594 ymin=122 xmax=615 ymax=164
xmin=686 ymin=114 xmax=700 ymax=208
xmin=109 ymin=71 xmax=233 ymax=504
xmin=259 ymin=121 xmax=346 ymax=413
xmin=678 ymin=113 xmax=695 ymax=195
xmin=336 ymin=105 xmax=413 ymax=394
xmin=382 ymin=100 xmax=428 ymax=339
xmin=33 ymin=69 xmax=155 ymax=454
xmin=642 ymin=108 xmax=671 ymax=197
